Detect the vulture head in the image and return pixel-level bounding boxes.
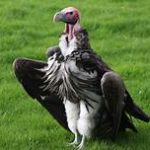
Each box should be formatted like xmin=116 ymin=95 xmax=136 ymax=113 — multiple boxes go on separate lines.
xmin=53 ymin=7 xmax=80 ymax=25
xmin=53 ymin=7 xmax=91 ymax=53
xmin=53 ymin=7 xmax=82 ymax=41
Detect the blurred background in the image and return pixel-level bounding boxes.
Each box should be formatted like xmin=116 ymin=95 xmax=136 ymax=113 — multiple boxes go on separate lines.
xmin=0 ymin=0 xmax=150 ymax=149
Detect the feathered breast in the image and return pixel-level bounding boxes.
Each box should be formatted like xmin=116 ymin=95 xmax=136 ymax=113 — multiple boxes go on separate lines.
xmin=39 ymin=50 xmax=101 ymax=104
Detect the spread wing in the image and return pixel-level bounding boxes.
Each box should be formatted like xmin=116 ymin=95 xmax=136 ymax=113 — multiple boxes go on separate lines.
xmin=13 ymin=58 xmax=68 ymax=130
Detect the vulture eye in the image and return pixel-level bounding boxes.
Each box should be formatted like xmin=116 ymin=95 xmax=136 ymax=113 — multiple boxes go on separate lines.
xmin=69 ymin=12 xmax=73 ymax=15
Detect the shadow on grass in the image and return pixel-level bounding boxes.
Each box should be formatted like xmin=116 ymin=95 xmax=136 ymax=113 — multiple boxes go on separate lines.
xmin=90 ymin=125 xmax=150 ymax=150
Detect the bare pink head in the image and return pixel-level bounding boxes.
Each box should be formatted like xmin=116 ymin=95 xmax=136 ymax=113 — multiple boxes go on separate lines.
xmin=53 ymin=7 xmax=81 ymax=40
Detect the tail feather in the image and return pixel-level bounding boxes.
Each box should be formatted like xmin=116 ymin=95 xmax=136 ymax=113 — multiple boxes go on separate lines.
xmin=125 ymin=90 xmax=150 ymax=122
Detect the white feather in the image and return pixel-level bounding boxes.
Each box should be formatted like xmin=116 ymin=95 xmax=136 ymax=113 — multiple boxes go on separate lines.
xmin=77 ymin=97 xmax=101 ymax=138
xmin=64 ymin=98 xmax=80 ymax=134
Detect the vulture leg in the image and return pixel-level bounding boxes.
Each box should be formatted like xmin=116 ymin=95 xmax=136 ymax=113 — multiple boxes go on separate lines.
xmin=101 ymin=72 xmax=125 ymax=140
xmin=63 ymin=100 xmax=80 ymax=146
xmin=13 ymin=58 xmax=69 ymax=130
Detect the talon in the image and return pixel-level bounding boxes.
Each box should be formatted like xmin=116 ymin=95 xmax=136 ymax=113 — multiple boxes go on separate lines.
xmin=76 ymin=135 xmax=85 ymax=150
xmin=68 ymin=140 xmax=78 ymax=146
xmin=68 ymin=132 xmax=81 ymax=147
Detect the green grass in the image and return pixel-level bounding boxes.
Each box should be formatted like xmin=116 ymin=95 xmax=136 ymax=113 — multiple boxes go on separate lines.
xmin=0 ymin=0 xmax=150 ymax=149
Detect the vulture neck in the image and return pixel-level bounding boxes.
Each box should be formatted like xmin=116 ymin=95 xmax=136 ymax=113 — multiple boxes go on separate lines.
xmin=59 ymin=22 xmax=91 ymax=57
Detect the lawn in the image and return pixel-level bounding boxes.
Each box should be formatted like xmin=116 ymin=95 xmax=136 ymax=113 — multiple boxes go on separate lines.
xmin=0 ymin=0 xmax=150 ymax=149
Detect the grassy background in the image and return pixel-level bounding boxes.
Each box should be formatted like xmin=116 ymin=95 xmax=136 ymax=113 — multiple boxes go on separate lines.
xmin=0 ymin=0 xmax=150 ymax=149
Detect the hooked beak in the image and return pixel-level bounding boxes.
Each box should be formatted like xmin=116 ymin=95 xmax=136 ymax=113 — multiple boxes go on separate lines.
xmin=53 ymin=12 xmax=65 ymax=22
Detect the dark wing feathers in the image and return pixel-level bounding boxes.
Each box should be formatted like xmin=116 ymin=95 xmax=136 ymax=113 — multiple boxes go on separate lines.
xmin=81 ymin=51 xmax=149 ymax=121
xmin=46 ymin=46 xmax=61 ymax=58
xmin=78 ymin=50 xmax=149 ymax=138
xmin=13 ymin=58 xmax=49 ymax=99
xmin=13 ymin=58 xmax=69 ymax=130
xmin=81 ymin=51 xmax=111 ymax=76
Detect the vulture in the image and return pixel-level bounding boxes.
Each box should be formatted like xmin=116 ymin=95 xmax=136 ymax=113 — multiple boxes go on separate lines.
xmin=13 ymin=7 xmax=149 ymax=150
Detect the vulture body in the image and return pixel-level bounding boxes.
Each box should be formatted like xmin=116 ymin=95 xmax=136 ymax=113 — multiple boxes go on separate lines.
xmin=13 ymin=7 xmax=149 ymax=149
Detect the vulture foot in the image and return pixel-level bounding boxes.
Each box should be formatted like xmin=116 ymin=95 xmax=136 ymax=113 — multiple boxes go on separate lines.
xmin=76 ymin=135 xmax=85 ymax=150
xmin=69 ymin=132 xmax=81 ymax=146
